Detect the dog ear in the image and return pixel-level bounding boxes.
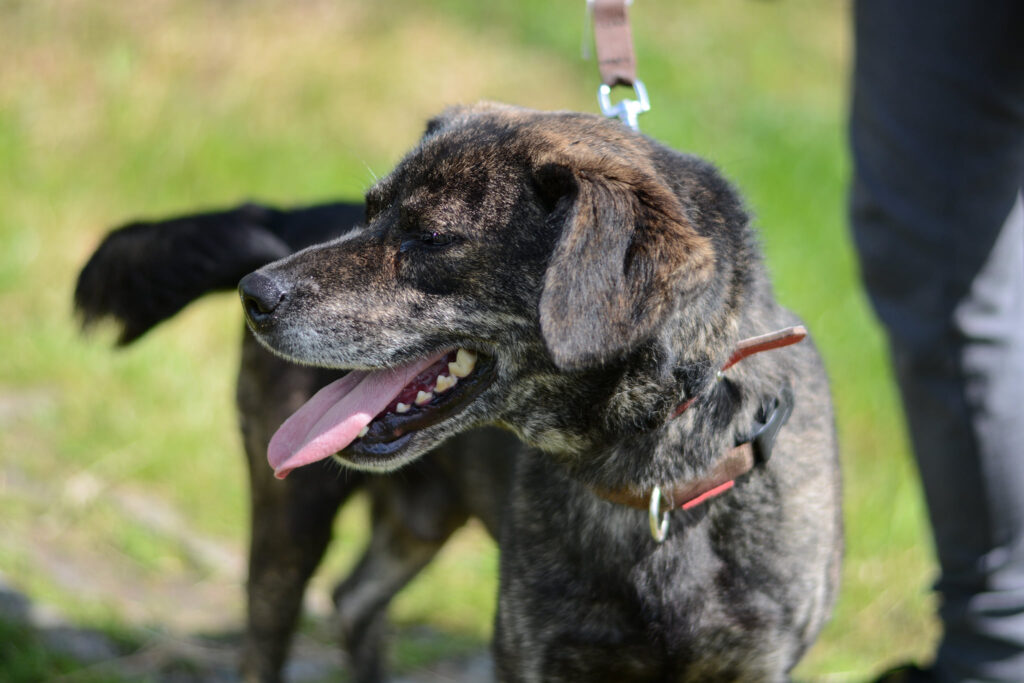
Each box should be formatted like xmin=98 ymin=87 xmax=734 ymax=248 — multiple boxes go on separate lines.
xmin=423 ymin=102 xmax=517 ymax=138
xmin=423 ymin=112 xmax=453 ymax=138
xmin=536 ymin=162 xmax=714 ymax=370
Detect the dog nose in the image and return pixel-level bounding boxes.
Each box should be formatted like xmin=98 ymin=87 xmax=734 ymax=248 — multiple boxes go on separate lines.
xmin=239 ymin=271 xmax=285 ymax=328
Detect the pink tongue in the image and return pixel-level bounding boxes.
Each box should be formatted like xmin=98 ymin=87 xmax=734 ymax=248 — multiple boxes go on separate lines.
xmin=268 ymin=353 xmax=446 ymax=479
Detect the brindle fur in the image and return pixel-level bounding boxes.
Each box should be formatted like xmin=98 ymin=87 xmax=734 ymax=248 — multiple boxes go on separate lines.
xmin=240 ymin=103 xmax=843 ymax=681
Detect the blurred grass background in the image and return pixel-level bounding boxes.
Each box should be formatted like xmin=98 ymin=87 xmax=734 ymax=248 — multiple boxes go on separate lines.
xmin=0 ymin=0 xmax=936 ymax=680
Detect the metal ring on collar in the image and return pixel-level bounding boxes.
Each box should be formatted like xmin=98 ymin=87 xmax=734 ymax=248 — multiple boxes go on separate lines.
xmin=648 ymin=484 xmax=670 ymax=543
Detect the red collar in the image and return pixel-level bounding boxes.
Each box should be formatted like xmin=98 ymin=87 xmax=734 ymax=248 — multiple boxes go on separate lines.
xmin=593 ymin=325 xmax=806 ymax=524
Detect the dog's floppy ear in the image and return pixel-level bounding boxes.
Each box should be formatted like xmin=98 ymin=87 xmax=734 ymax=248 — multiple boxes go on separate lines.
xmin=536 ymin=161 xmax=714 ymax=370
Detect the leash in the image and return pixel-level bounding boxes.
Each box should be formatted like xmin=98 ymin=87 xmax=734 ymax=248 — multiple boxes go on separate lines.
xmin=594 ymin=325 xmax=806 ymax=542
xmin=585 ymin=0 xmax=650 ymax=131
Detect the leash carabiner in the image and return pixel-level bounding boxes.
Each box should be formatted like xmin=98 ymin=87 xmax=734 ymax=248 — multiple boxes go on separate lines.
xmin=598 ymin=80 xmax=650 ymax=132
xmin=586 ymin=0 xmax=651 ymax=132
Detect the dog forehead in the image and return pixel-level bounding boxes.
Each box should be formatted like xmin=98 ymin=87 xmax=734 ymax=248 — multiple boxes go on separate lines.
xmin=414 ymin=107 xmax=655 ymax=181
xmin=391 ymin=149 xmax=497 ymax=213
xmin=368 ymin=106 xmax=656 ymax=225
xmin=390 ymin=131 xmax=529 ymax=222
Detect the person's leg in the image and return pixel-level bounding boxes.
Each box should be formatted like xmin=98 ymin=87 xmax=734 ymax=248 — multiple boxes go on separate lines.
xmin=850 ymin=1 xmax=1024 ymax=680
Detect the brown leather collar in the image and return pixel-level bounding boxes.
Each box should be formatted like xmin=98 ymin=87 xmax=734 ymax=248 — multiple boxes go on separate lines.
xmin=596 ymin=442 xmax=755 ymax=511
xmin=670 ymin=326 xmax=806 ymax=419
xmin=594 ymin=326 xmax=806 ymax=513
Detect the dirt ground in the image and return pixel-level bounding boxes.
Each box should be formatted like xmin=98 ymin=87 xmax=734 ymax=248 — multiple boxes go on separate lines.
xmin=0 ymin=446 xmax=491 ymax=683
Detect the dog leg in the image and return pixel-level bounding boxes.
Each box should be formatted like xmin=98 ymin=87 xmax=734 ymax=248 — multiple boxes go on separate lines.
xmin=333 ymin=458 xmax=471 ymax=683
xmin=242 ymin=468 xmax=356 ymax=682
xmin=238 ymin=335 xmax=362 ymax=682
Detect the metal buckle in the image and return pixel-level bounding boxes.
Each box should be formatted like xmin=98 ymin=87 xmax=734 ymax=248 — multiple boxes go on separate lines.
xmin=598 ymin=79 xmax=650 ymax=132
xmin=648 ymin=484 xmax=671 ymax=543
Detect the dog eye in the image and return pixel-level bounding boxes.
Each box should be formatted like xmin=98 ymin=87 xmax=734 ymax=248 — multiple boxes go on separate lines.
xmin=420 ymin=231 xmax=454 ymax=246
xmin=398 ymin=230 xmax=458 ymax=253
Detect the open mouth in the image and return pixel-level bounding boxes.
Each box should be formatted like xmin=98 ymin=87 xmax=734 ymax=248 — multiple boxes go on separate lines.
xmin=267 ymin=348 xmax=495 ymax=478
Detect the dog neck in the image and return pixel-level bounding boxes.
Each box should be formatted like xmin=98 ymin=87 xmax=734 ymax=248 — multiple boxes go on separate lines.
xmin=591 ymin=326 xmax=805 ymax=512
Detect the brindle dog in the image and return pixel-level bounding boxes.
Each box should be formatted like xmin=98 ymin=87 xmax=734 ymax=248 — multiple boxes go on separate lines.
xmin=76 ymin=201 xmax=519 ymax=682
xmin=238 ymin=103 xmax=842 ymax=681
xmin=77 ymin=102 xmax=841 ymax=681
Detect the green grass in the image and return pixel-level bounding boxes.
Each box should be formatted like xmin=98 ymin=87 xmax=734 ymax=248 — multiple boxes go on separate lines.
xmin=0 ymin=0 xmax=936 ymax=679
xmin=0 ymin=616 xmax=133 ymax=683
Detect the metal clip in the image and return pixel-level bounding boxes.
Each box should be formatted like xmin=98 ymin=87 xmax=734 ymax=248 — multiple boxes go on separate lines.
xmin=648 ymin=484 xmax=670 ymax=543
xmin=598 ymin=79 xmax=650 ymax=132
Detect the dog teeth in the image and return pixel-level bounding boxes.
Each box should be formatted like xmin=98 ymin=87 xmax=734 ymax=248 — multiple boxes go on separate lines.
xmin=358 ymin=426 xmax=369 ymax=438
xmin=395 ymin=402 xmax=411 ymax=413
xmin=434 ymin=374 xmax=457 ymax=393
xmin=415 ymin=390 xmax=433 ymax=405
xmin=448 ymin=349 xmax=477 ymax=378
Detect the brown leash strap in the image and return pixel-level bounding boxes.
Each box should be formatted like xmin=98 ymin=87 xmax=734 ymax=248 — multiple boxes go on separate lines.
xmin=592 ymin=0 xmax=637 ymax=87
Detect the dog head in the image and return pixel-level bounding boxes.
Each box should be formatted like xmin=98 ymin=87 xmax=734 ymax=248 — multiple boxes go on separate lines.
xmin=240 ymin=103 xmax=754 ymax=478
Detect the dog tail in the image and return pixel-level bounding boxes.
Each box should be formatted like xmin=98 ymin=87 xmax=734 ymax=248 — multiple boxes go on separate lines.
xmin=74 ymin=201 xmax=364 ymax=345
